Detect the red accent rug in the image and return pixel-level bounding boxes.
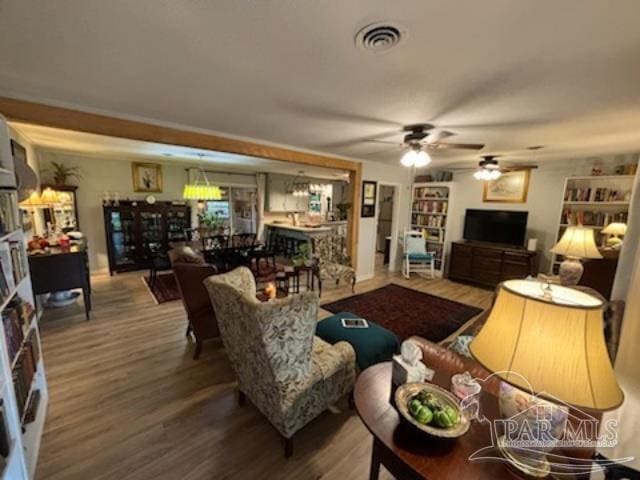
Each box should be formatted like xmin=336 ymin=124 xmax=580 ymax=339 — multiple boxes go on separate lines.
xmin=142 ymin=273 xmax=181 ymax=304
xmin=321 ymin=284 xmax=484 ymax=342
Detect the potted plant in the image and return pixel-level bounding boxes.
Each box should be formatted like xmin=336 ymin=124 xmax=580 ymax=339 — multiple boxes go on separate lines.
xmin=292 ymin=243 xmax=312 ymax=267
xmin=46 ymin=161 xmax=83 ymax=186
xmin=197 ymin=211 xmax=223 ymax=235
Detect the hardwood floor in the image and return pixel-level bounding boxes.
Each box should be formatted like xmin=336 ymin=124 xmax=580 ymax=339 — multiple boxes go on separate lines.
xmin=36 ymin=269 xmax=493 ymax=480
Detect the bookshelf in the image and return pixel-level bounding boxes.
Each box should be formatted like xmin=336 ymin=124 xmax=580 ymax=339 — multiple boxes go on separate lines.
xmin=551 ymin=174 xmax=635 ymax=274
xmin=410 ymin=182 xmax=454 ymax=276
xmin=0 ymin=116 xmax=48 ymax=480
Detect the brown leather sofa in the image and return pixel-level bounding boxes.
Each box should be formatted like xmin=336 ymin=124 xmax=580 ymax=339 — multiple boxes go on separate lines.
xmin=169 ymin=247 xmax=220 ymax=359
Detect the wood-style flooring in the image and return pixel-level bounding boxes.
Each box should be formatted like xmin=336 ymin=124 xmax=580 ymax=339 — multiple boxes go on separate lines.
xmin=36 ymin=264 xmax=493 ymax=480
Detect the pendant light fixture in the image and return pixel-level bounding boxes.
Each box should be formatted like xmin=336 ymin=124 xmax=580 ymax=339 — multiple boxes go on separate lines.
xmin=183 ymin=155 xmax=223 ymax=200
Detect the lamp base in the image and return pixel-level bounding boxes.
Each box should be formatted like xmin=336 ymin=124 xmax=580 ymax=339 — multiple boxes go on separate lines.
xmin=558 ymin=257 xmax=583 ymax=286
xmin=497 ymin=435 xmax=551 ymax=478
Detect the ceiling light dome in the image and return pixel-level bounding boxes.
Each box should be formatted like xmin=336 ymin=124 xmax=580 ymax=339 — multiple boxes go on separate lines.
xmin=401 ymin=149 xmax=418 ymax=167
xmin=414 ymin=150 xmax=432 ymax=168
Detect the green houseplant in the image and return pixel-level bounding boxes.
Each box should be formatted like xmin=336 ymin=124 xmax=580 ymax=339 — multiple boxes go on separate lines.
xmin=46 ymin=161 xmax=83 ymax=186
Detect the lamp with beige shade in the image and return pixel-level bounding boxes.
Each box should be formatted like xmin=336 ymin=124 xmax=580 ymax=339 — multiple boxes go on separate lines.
xmin=550 ymin=225 xmax=602 ymax=285
xmin=470 ymin=279 xmax=623 ymax=477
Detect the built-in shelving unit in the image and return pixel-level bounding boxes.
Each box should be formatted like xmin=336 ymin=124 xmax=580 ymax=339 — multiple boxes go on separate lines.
xmin=410 ymin=182 xmax=454 ymax=276
xmin=0 ymin=116 xmax=47 ymax=480
xmin=551 ymin=174 xmax=635 ymax=274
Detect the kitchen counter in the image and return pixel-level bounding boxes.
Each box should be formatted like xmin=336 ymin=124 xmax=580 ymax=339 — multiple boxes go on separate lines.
xmin=265 ymin=222 xmax=332 ymax=233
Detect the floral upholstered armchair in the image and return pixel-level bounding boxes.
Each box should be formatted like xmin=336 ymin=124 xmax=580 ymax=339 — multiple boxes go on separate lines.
xmin=311 ymin=235 xmax=356 ymax=296
xmin=203 ymin=267 xmax=356 ymax=457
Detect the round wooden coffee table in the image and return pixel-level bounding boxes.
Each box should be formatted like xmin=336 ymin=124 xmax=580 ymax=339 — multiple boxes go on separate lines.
xmin=354 ymin=362 xmax=516 ymax=480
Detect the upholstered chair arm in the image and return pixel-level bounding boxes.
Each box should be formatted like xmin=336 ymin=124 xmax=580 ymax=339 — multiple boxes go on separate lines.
xmin=314 ymin=340 xmax=356 ymax=377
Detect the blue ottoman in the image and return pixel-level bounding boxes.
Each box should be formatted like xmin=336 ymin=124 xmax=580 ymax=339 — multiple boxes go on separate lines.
xmin=316 ymin=311 xmax=399 ymax=370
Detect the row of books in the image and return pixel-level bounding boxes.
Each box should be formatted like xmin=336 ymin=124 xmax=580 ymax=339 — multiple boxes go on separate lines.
xmin=0 ymin=240 xmax=28 ymax=299
xmin=560 ymin=210 xmax=628 ymax=227
xmin=420 ymin=228 xmax=445 ymax=243
xmin=564 ymin=187 xmax=630 ymax=202
xmin=411 ymin=214 xmax=446 ymax=228
xmin=3 ymin=296 xmax=35 ymax=363
xmin=414 ymin=187 xmax=448 ymax=200
xmin=13 ymin=331 xmax=39 ymax=419
xmin=0 ymin=192 xmax=18 ymax=236
xmin=412 ymin=200 xmax=448 ymax=214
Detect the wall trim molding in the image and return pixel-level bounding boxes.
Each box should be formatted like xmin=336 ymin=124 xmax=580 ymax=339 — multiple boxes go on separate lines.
xmin=0 ymin=96 xmax=362 ymax=266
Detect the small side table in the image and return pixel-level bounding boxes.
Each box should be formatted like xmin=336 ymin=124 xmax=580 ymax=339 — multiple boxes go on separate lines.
xmin=293 ymin=264 xmax=314 ymax=293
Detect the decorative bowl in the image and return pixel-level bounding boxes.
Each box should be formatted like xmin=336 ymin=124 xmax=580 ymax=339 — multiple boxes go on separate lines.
xmin=395 ymin=382 xmax=471 ymax=438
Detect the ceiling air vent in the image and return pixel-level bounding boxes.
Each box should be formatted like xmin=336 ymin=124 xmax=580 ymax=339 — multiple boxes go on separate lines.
xmin=355 ymin=22 xmax=406 ymax=53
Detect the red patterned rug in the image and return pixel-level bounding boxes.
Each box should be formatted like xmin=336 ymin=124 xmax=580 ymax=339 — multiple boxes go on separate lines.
xmin=142 ymin=273 xmax=181 ymax=304
xmin=322 ymin=284 xmax=484 ymax=342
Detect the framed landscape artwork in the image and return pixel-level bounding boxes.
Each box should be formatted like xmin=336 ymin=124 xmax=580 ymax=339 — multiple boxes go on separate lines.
xmin=361 ymin=180 xmax=377 ymax=217
xmin=132 ymin=162 xmax=163 ymax=193
xmin=483 ymin=170 xmax=530 ymax=203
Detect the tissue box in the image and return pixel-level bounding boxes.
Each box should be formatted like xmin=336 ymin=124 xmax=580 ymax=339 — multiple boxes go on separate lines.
xmin=392 ymin=354 xmax=428 ymax=387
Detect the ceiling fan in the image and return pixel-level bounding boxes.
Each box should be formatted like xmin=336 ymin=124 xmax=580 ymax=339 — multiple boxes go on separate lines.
xmin=447 ymin=155 xmax=538 ymax=180
xmin=361 ymin=124 xmax=485 ymax=167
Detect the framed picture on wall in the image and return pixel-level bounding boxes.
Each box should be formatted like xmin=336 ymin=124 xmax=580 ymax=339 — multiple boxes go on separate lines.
xmin=132 ymin=162 xmax=163 ymax=193
xmin=483 ymin=169 xmax=530 ymax=203
xmin=361 ymin=180 xmax=377 ymax=217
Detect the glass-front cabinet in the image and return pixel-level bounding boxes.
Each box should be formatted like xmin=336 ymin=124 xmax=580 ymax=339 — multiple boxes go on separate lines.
xmin=103 ymin=201 xmax=190 ymax=275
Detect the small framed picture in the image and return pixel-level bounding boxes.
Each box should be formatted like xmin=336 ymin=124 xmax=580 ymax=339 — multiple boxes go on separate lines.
xmin=361 ymin=180 xmax=377 ymax=217
xmin=341 ymin=318 xmax=369 ymax=329
xmin=483 ymin=170 xmax=530 ymax=203
xmin=132 ymin=162 xmax=163 ymax=193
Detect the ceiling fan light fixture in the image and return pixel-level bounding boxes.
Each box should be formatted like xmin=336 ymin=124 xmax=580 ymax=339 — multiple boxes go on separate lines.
xmin=401 ymin=149 xmax=418 ymax=167
xmin=414 ymin=150 xmax=432 ymax=168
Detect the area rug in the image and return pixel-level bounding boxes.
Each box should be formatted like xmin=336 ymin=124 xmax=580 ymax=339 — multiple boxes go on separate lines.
xmin=142 ymin=273 xmax=181 ymax=304
xmin=321 ymin=284 xmax=484 ymax=342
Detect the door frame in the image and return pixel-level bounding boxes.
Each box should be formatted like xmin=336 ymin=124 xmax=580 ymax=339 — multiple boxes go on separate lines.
xmin=376 ymin=181 xmax=401 ymax=273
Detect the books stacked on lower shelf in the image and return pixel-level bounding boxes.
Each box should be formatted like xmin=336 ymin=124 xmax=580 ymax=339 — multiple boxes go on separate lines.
xmin=411 ymin=213 xmax=445 ymax=227
xmin=12 ymin=332 xmax=39 ymax=419
xmin=560 ymin=210 xmax=628 ymax=227
xmin=2 ymin=297 xmax=35 ymax=363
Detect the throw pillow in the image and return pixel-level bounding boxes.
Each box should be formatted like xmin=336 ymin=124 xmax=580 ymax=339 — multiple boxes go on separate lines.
xmin=450 ymin=335 xmax=474 ymax=359
xmin=406 ymin=236 xmax=426 ymax=255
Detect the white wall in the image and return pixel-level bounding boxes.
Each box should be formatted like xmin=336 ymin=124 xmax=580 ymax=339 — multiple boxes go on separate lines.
xmin=37 ymin=151 xmax=189 ymax=272
xmin=424 ymin=155 xmax=639 ymax=273
xmin=356 ymin=161 xmax=413 ymax=281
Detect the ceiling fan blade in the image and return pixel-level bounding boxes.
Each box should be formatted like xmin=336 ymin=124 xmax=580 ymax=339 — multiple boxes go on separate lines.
xmin=362 ymin=139 xmax=404 ymax=146
xmin=363 ymin=145 xmax=404 ymax=156
xmin=500 ymin=164 xmax=539 ymax=171
xmin=430 ymin=142 xmax=485 ymax=151
xmin=424 ymin=130 xmax=455 ymax=144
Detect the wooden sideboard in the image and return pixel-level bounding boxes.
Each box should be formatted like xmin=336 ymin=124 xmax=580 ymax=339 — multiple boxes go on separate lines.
xmin=448 ymin=241 xmax=539 ymax=288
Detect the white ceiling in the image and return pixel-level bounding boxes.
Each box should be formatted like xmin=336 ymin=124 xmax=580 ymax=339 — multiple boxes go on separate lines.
xmin=11 ymin=123 xmax=350 ymax=180
xmin=2 ymin=0 xmax=640 ymax=167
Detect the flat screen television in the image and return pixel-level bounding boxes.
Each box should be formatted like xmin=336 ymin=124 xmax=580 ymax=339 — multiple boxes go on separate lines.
xmin=463 ymin=209 xmax=528 ymax=247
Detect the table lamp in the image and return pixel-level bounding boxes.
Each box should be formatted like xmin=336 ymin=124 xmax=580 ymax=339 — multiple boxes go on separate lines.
xmin=470 ymin=280 xmax=623 ymax=477
xmin=550 ymin=225 xmax=602 ymax=285
xmin=601 ymin=222 xmax=627 ymax=249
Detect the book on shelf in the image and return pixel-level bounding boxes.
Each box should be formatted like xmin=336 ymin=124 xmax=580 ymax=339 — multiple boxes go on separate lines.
xmin=414 ymin=187 xmax=449 ymax=200
xmin=2 ymin=296 xmax=35 ymax=364
xmin=411 ymin=213 xmax=446 ymax=227
xmin=12 ymin=333 xmax=38 ymax=418
xmin=564 ymin=187 xmax=630 ymax=203
xmin=412 ymin=199 xmax=448 ymax=214
xmin=0 ymin=191 xmax=18 ymax=236
xmin=560 ymin=209 xmax=628 ymax=227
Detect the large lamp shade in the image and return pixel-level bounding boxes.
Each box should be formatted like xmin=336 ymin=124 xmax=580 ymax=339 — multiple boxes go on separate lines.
xmin=550 ymin=226 xmax=602 ymax=259
xmin=470 ymin=280 xmax=623 ymax=411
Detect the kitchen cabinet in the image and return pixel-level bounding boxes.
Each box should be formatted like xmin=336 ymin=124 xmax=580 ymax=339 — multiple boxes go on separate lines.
xmin=267 ymin=174 xmax=309 ymax=212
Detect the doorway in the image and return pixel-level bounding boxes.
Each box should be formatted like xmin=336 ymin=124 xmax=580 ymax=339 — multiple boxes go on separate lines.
xmin=376 ymin=184 xmax=397 ymax=273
